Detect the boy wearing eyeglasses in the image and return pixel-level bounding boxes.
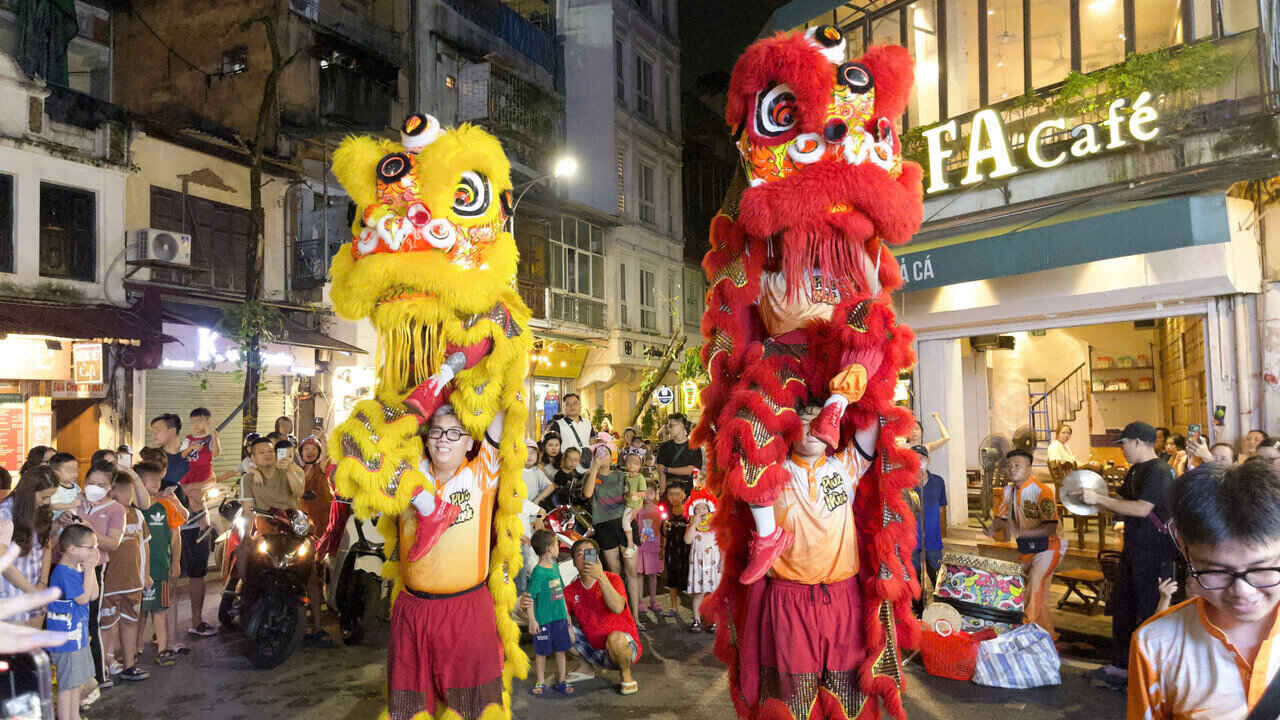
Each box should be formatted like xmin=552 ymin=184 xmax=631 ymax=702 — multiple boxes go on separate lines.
xmin=1129 ymin=461 xmax=1280 ymax=719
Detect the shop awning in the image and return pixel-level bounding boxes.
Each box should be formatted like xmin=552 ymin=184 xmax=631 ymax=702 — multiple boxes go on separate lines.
xmin=893 ymin=194 xmax=1232 ymax=292
xmin=162 ymin=301 xmax=366 ymax=354
xmin=0 ymin=299 xmax=175 ymax=345
xmin=763 ymin=0 xmax=846 ymax=32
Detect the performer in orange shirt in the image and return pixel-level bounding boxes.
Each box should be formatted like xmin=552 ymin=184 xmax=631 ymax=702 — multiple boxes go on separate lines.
xmin=388 ymin=399 xmax=508 ymax=720
xmin=735 ymin=403 xmax=879 ymax=719
xmin=987 ymin=448 xmax=1066 ymax=639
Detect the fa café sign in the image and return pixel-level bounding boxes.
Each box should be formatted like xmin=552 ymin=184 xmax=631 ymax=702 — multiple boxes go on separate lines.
xmin=920 ymin=91 xmax=1160 ymax=194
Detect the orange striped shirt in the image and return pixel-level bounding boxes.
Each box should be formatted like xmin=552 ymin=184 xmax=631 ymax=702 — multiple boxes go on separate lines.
xmin=403 ymin=440 xmax=502 ymax=595
xmin=1128 ymin=597 xmax=1280 ymax=719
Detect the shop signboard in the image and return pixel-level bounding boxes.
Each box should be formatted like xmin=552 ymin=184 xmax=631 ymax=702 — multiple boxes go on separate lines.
xmin=680 ymin=380 xmax=699 ymax=409
xmin=0 ymin=337 xmax=71 ymax=381
xmin=920 ymin=92 xmax=1160 ymax=195
xmin=28 ymin=412 xmax=52 ymax=448
xmin=0 ymin=394 xmax=24 ymax=472
xmin=72 ymin=342 xmax=104 ymax=384
xmin=51 ymin=381 xmax=107 ymax=399
xmin=655 ymin=386 xmax=675 ymax=406
xmin=895 ymin=195 xmax=1226 ymax=292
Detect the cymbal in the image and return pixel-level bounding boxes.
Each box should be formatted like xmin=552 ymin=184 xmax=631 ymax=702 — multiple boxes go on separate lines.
xmin=1061 ymin=469 xmax=1108 ymax=516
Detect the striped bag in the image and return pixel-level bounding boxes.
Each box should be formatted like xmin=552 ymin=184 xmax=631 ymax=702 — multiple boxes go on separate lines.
xmin=971 ymin=623 xmax=1061 ymax=689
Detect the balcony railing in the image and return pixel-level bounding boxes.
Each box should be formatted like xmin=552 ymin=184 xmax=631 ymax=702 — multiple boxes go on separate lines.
xmin=548 ymin=289 xmax=605 ymax=330
xmin=441 ymin=0 xmax=556 ymax=74
xmin=291 ymin=0 xmax=402 ymax=64
xmin=519 ymin=279 xmax=546 ymax=319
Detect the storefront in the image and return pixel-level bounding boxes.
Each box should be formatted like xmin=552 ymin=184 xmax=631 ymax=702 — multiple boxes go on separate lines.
xmin=0 ymin=298 xmax=174 ymax=476
xmin=761 ymin=0 xmax=1278 ymax=527
xmin=528 ymin=337 xmax=593 ymax=439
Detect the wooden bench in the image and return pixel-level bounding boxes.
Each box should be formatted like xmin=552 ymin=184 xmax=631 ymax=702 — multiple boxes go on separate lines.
xmin=1055 ymin=568 xmax=1106 ymax=615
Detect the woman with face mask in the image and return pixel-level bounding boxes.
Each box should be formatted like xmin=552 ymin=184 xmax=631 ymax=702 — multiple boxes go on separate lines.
xmin=0 ymin=466 xmax=59 ymax=627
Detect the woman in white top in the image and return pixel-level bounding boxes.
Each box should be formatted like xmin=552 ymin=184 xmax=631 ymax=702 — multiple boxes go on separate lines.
xmin=1047 ymin=423 xmax=1077 ymax=466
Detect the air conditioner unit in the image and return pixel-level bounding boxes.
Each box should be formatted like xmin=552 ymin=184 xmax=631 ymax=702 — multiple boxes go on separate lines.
xmin=131 ymin=229 xmax=192 ymax=266
xmin=970 ymin=334 xmax=1015 ymax=352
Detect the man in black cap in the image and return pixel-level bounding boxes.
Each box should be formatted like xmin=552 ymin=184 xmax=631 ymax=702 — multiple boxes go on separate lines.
xmin=1076 ymin=421 xmax=1176 ymax=691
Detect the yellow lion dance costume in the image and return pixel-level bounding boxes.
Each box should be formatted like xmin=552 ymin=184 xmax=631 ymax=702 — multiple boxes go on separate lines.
xmin=327 ymin=113 xmax=532 ymax=720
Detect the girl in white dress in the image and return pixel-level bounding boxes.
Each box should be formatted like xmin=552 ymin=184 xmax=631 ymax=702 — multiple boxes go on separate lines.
xmin=684 ymin=488 xmax=721 ymax=632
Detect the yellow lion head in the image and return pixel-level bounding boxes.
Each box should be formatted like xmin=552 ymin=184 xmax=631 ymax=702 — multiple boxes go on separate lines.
xmin=328 ymin=115 xmax=531 ymax=424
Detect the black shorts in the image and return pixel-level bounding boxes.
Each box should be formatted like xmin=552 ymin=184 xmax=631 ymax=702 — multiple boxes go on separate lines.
xmin=594 ymin=518 xmax=626 ymax=551
xmin=180 ymin=526 xmax=213 ymax=578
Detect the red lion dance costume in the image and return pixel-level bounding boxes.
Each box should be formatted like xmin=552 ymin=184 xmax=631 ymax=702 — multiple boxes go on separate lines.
xmin=696 ymin=26 xmax=924 ymax=720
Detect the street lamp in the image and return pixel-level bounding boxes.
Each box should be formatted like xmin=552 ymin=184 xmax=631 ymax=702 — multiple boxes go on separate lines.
xmin=512 ymin=153 xmax=578 ymax=213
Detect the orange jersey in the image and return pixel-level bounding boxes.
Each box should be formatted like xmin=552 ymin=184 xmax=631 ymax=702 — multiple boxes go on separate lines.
xmin=155 ymin=496 xmax=186 ymax=530
xmin=997 ymin=477 xmax=1060 ymax=537
xmin=403 ymin=440 xmax=501 ymax=595
xmin=771 ymin=443 xmax=872 ymax=584
xmin=1129 ymin=597 xmax=1280 ymax=719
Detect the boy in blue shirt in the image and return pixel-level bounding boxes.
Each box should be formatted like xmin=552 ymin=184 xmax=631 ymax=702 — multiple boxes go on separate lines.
xmin=47 ymin=524 xmax=100 ymax=720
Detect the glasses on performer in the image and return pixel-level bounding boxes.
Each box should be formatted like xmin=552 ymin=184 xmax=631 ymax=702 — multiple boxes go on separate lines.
xmin=427 ymin=427 xmax=465 ymax=442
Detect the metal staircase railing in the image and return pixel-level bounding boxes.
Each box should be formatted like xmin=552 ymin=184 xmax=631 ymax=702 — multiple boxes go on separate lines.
xmin=1029 ymin=362 xmax=1088 ymax=445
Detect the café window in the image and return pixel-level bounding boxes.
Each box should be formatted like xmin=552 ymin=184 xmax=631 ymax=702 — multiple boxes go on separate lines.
xmin=818 ymin=0 xmax=1256 ymax=128
xmin=39 ymin=183 xmax=96 ymax=282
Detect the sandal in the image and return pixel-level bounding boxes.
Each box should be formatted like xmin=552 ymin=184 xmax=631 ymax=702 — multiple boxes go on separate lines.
xmin=688 ymin=621 xmax=703 ymax=632
xmin=553 ymin=682 xmax=575 ymax=695
xmin=529 ymin=683 xmax=547 ymax=696
xmin=619 ymin=680 xmax=638 ymax=696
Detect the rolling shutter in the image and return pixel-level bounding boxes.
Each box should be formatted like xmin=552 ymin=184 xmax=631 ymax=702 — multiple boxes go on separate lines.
xmin=143 ymin=369 xmax=289 ymax=479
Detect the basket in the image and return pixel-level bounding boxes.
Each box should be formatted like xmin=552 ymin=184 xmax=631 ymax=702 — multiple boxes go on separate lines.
xmin=920 ymin=625 xmax=996 ymax=681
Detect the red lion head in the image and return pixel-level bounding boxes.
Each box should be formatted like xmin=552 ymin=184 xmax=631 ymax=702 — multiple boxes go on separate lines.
xmin=725 ymin=26 xmax=923 ymax=295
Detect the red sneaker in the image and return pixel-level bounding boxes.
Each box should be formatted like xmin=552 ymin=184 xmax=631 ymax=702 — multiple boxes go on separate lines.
xmin=739 ymin=526 xmax=794 ymax=584
xmin=810 ymin=399 xmax=846 ymax=450
xmin=406 ymin=501 xmax=461 ymax=563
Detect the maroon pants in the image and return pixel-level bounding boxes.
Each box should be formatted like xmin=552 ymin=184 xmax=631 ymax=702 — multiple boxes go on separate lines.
xmin=387 ymin=582 xmax=504 ymax=720
xmin=744 ymin=576 xmax=867 ymax=720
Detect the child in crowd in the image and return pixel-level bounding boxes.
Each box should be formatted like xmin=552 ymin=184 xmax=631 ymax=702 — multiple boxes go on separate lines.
xmin=180 ymin=407 xmax=220 ymax=486
xmin=662 ymin=484 xmax=689 ymax=617
xmin=136 ymin=462 xmax=184 ymax=666
xmin=47 ymin=524 xmax=99 ymax=720
xmin=1130 ymin=461 xmax=1280 ymax=718
xmin=619 ymin=451 xmax=647 ymax=558
xmin=525 ymin=529 xmax=575 ymax=697
xmin=48 ymin=453 xmax=81 ymax=519
xmin=516 ymin=442 xmax=548 ymax=596
xmin=101 ymin=473 xmax=150 ymax=682
xmin=523 ymin=438 xmax=553 ymax=509
xmin=633 ymin=479 xmax=665 ymax=618
xmin=550 ymin=448 xmax=583 ymax=508
xmin=136 ymin=447 xmax=187 ymax=652
xmin=684 ymin=478 xmax=721 ymax=632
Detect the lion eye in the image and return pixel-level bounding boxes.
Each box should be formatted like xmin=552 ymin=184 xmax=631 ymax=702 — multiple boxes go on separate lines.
xmin=755 ymin=83 xmax=798 ymax=138
xmin=453 ymin=171 xmax=491 ymax=217
xmin=837 ymin=62 xmax=874 ymax=94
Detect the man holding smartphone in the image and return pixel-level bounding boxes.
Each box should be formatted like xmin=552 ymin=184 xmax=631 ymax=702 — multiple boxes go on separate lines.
xmin=561 ymin=538 xmax=643 ymax=695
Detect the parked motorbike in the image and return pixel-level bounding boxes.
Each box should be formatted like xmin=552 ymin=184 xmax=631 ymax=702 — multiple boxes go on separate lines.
xmin=322 ymin=501 xmax=387 ymax=646
xmin=216 ymin=500 xmax=313 ymax=669
xmin=544 ymin=504 xmax=592 ymax=585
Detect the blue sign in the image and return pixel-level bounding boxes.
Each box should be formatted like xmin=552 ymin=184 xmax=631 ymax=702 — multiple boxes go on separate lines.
xmin=543 ymin=392 xmax=560 ymax=427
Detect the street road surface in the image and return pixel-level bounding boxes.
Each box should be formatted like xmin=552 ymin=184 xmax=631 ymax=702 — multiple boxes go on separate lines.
xmin=91 ymin=586 xmax=1126 ymax=720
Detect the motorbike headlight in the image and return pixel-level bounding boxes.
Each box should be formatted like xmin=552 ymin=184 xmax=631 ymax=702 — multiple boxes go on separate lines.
xmin=289 ymin=509 xmax=311 ymax=537
xmin=257 ymin=539 xmax=269 ymax=554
